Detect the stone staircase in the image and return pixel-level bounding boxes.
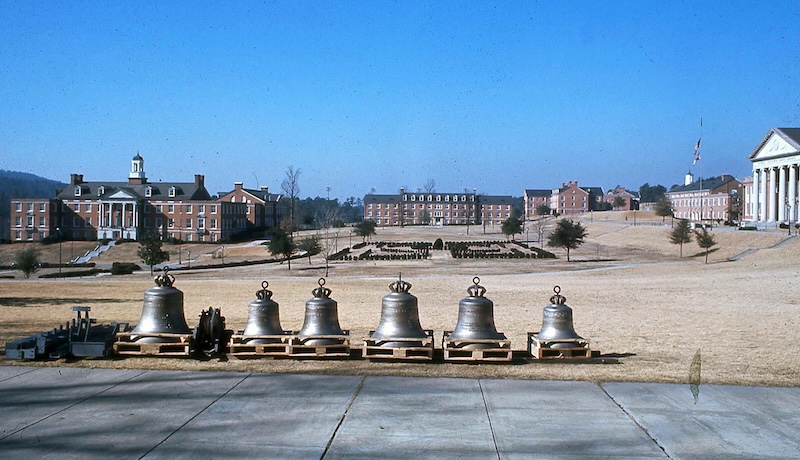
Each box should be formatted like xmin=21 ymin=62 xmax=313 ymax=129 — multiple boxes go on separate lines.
xmin=73 ymin=241 xmax=116 ymax=264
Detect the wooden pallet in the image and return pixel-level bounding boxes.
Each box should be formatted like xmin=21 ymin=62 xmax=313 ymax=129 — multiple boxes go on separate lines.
xmin=442 ymin=331 xmax=512 ymax=362
xmin=228 ymin=332 xmax=292 ymax=357
xmin=527 ymin=332 xmax=591 ymax=360
xmin=288 ymin=332 xmax=351 ymax=358
xmin=362 ymin=329 xmax=434 ymax=361
xmin=113 ymin=332 xmax=192 ymax=356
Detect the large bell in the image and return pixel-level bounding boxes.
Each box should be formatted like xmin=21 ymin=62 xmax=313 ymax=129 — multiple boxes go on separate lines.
xmin=449 ymin=277 xmax=506 ymax=349
xmin=370 ymin=275 xmax=428 ymax=347
xmin=131 ymin=268 xmax=192 ymax=343
xmin=242 ymin=280 xmax=285 ymax=344
xmin=537 ymin=286 xmax=583 ymax=348
xmin=297 ymin=278 xmax=346 ymax=345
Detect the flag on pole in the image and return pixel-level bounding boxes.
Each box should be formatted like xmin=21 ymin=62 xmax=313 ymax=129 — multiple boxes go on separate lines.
xmin=693 ymin=138 xmax=701 ymax=165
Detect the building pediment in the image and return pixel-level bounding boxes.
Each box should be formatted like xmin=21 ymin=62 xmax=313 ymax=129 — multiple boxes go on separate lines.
xmin=106 ymin=189 xmax=138 ymax=200
xmin=749 ymin=129 xmax=800 ymax=162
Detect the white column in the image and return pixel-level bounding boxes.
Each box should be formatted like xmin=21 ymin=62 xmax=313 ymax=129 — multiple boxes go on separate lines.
xmin=779 ymin=165 xmax=787 ymax=222
xmin=789 ymin=165 xmax=797 ymax=222
xmin=768 ymin=167 xmax=777 ymax=221
xmin=759 ymin=169 xmax=767 ymax=221
xmin=752 ymin=169 xmax=759 ymax=221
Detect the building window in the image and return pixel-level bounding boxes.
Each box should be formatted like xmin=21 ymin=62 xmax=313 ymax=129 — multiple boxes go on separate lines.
xmin=168 ymin=218 xmax=174 ymax=228
xmin=210 ymin=205 xmax=217 ymax=214
xmin=198 ymin=219 xmax=205 ymax=229
xmin=198 ymin=205 xmax=205 ymax=214
xmin=39 ymin=202 xmax=46 ymax=212
xmin=27 ymin=202 xmax=34 ymax=212
xmin=168 ymin=204 xmax=174 ymax=214
xmin=15 ymin=216 xmax=21 ymax=227
xmin=14 ymin=202 xmax=21 ymax=212
xmin=145 ymin=186 xmax=152 ymax=197
xmin=186 ymin=234 xmax=192 ymax=242
xmin=39 ymin=217 xmax=46 ymax=227
xmin=185 ymin=204 xmax=192 ymax=214
xmin=74 ymin=186 xmax=82 ymax=197
xmin=169 ymin=187 xmax=176 ymax=197
xmin=15 ymin=231 xmax=21 ymax=240
xmin=185 ymin=219 xmax=192 ymax=229
xmin=86 ymin=217 xmax=91 ymax=226
xmin=156 ymin=204 xmax=162 ymax=213
xmin=98 ymin=186 xmax=105 ymax=195
xmin=85 ymin=203 xmax=92 ymax=212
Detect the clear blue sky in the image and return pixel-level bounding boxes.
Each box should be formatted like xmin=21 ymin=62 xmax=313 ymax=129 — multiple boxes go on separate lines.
xmin=1 ymin=1 xmax=798 ymax=200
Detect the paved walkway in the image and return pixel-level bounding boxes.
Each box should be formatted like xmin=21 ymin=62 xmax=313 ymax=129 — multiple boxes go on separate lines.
xmin=1 ymin=366 xmax=798 ymax=459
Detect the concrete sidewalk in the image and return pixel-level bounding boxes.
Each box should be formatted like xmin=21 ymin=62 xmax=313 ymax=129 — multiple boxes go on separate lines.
xmin=1 ymin=366 xmax=798 ymax=459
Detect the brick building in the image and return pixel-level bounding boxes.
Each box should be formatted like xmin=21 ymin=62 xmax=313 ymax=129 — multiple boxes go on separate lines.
xmin=604 ymin=186 xmax=640 ymax=210
xmin=218 ymin=182 xmax=286 ymax=230
xmin=363 ymin=188 xmax=512 ymax=227
xmin=9 ymin=154 xmax=285 ymax=244
xmin=666 ymin=173 xmax=742 ymax=223
xmin=525 ymin=181 xmax=604 ymax=220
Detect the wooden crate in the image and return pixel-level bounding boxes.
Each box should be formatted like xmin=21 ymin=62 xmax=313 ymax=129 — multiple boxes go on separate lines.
xmin=113 ymin=332 xmax=192 ymax=356
xmin=527 ymin=332 xmax=591 ymax=360
xmin=288 ymin=331 xmax=351 ymax=358
xmin=442 ymin=331 xmax=512 ymax=362
xmin=228 ymin=332 xmax=292 ymax=357
xmin=362 ymin=329 xmax=434 ymax=361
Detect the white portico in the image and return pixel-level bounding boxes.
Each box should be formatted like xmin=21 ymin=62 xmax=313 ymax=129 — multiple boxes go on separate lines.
xmin=97 ymin=189 xmax=142 ymax=240
xmin=748 ymin=128 xmax=800 ymax=224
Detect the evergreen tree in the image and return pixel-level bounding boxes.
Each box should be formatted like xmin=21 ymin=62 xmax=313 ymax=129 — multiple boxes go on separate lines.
xmin=137 ymin=232 xmax=169 ymax=275
xmin=669 ymin=219 xmax=693 ymax=258
xmin=547 ymin=219 xmax=588 ymax=261
xmin=501 ymin=216 xmax=523 ymax=241
xmin=655 ymin=197 xmax=673 ymax=223
xmin=297 ymin=234 xmax=321 ymax=264
xmin=268 ymin=227 xmax=295 ymax=270
xmin=14 ymin=247 xmax=40 ymax=279
xmin=354 ymin=220 xmax=377 ymax=242
xmin=694 ymin=228 xmax=717 ymax=264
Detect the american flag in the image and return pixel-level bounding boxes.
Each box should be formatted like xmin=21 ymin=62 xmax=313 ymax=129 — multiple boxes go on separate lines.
xmin=692 ymin=138 xmax=701 ymax=165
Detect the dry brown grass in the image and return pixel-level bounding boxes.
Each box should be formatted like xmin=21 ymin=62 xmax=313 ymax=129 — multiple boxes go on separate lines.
xmin=2 ymin=218 xmax=798 ymax=387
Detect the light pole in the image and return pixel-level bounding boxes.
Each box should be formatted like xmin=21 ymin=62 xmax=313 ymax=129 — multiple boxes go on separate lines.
xmin=56 ymin=227 xmax=62 ymax=274
xmin=710 ymin=207 xmax=713 ymax=230
xmin=349 ymin=229 xmax=352 ymax=248
xmin=785 ymin=197 xmax=791 ymax=235
xmin=187 ymin=249 xmax=191 ymax=269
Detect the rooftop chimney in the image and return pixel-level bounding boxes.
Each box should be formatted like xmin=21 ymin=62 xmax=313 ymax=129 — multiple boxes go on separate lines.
xmin=194 ymin=174 xmax=205 ymax=187
xmin=260 ymin=186 xmax=269 ymax=193
xmin=234 ymin=182 xmax=243 ymax=191
xmin=70 ymin=174 xmax=84 ymax=185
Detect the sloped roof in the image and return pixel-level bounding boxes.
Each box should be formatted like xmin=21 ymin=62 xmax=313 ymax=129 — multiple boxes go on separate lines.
xmin=478 ymin=195 xmax=514 ymax=205
xmin=525 ymin=189 xmax=550 ymax=197
xmin=748 ymin=127 xmax=800 ymax=160
xmin=57 ymin=181 xmax=212 ymax=201
xmin=364 ymin=194 xmax=400 ymax=203
xmin=667 ymin=176 xmax=740 ymax=193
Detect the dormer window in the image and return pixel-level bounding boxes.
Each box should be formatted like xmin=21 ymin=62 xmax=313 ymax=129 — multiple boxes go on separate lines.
xmin=74 ymin=186 xmax=82 ymax=197
xmin=145 ymin=186 xmax=153 ymax=197
xmin=169 ymin=186 xmax=176 ymax=198
xmin=98 ymin=186 xmax=105 ymax=196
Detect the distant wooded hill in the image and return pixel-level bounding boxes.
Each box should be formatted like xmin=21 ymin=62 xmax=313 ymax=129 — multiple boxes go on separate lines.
xmin=0 ymin=170 xmax=66 ymax=241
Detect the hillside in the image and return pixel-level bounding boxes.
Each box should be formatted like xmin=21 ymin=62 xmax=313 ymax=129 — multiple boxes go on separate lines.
xmin=0 ymin=170 xmax=66 ymax=240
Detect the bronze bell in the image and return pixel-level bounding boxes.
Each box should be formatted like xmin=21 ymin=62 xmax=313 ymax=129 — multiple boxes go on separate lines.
xmin=449 ymin=277 xmax=506 ymax=349
xmin=297 ymin=278 xmax=345 ymax=345
xmin=370 ymin=274 xmax=428 ymax=347
xmin=131 ymin=268 xmax=192 ymax=343
xmin=242 ymin=280 xmax=285 ymax=343
xmin=537 ymin=285 xmax=583 ymax=348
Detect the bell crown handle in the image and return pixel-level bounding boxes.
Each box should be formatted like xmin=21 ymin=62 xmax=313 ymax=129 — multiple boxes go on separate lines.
xmin=256 ymin=280 xmax=274 ymax=300
xmin=389 ymin=273 xmax=412 ymax=293
xmin=154 ymin=267 xmax=175 ymax=287
xmin=467 ymin=276 xmax=486 ymax=297
xmin=312 ymin=277 xmax=332 ymax=298
xmin=549 ymin=285 xmax=567 ymax=305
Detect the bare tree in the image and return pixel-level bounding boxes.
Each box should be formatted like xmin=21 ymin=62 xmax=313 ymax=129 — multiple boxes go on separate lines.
xmin=281 ymin=165 xmax=301 ymax=230
xmin=319 ymin=208 xmax=341 ymax=277
xmin=423 ymin=179 xmax=436 ymax=193
xmin=534 ymin=216 xmax=553 ymax=248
